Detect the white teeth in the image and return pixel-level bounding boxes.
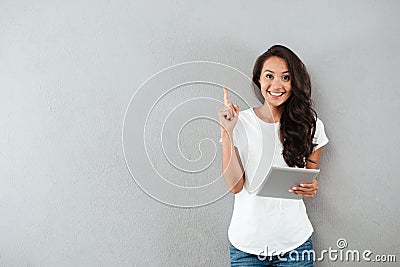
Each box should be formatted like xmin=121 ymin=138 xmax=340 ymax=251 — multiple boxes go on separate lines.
xmin=269 ymin=91 xmax=284 ymax=96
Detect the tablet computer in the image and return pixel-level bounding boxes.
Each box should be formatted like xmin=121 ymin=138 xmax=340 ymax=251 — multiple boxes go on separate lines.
xmin=255 ymin=166 xmax=320 ymax=199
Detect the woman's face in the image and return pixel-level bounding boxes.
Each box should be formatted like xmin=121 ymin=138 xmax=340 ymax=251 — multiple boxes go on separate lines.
xmin=258 ymin=56 xmax=292 ymax=108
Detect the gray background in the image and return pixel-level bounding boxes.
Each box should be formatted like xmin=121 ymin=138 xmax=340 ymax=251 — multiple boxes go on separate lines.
xmin=1 ymin=0 xmax=399 ymax=266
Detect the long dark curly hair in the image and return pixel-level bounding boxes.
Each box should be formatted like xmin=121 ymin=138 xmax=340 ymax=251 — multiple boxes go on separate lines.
xmin=252 ymin=44 xmax=317 ymax=168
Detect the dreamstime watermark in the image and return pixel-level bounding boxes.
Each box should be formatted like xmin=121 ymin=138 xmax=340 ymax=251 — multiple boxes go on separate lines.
xmin=257 ymin=238 xmax=397 ymax=263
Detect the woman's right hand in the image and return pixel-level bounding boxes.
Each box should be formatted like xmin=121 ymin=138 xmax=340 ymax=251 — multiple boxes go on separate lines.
xmin=218 ymin=87 xmax=240 ymax=136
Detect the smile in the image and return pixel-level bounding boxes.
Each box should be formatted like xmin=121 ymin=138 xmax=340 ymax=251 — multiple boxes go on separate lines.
xmin=268 ymin=91 xmax=286 ymax=97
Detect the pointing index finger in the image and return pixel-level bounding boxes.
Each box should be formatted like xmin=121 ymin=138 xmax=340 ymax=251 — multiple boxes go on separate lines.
xmin=223 ymin=86 xmax=229 ymax=105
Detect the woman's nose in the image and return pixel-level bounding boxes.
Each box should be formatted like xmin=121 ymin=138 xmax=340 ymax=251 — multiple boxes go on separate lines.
xmin=271 ymin=78 xmax=282 ymax=89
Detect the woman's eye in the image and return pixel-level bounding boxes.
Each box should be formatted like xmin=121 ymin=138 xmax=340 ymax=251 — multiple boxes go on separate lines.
xmin=265 ymin=74 xmax=273 ymax=79
xmin=282 ymin=75 xmax=290 ymax=82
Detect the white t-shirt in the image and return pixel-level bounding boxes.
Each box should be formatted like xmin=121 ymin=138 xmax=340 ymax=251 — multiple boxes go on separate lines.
xmin=223 ymin=107 xmax=329 ymax=256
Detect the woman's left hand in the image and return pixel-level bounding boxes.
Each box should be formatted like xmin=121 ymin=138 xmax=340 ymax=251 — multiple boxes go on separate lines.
xmin=289 ymin=179 xmax=318 ymax=198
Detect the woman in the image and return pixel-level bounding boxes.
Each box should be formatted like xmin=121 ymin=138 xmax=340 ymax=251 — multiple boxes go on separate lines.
xmin=218 ymin=44 xmax=329 ymax=266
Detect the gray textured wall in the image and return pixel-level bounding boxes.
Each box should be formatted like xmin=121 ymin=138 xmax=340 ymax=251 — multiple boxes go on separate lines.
xmin=1 ymin=0 xmax=399 ymax=266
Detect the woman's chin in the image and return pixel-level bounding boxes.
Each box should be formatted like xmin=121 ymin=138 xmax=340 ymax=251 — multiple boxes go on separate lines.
xmin=265 ymin=98 xmax=287 ymax=108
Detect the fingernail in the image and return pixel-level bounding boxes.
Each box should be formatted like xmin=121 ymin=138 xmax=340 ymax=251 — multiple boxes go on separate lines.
xmin=300 ymin=184 xmax=304 ymax=186
xmin=288 ymin=189 xmax=293 ymax=192
xmin=292 ymin=187 xmax=296 ymax=190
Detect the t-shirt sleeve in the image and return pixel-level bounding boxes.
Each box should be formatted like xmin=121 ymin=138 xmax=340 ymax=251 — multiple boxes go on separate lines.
xmin=313 ymin=118 xmax=329 ymax=151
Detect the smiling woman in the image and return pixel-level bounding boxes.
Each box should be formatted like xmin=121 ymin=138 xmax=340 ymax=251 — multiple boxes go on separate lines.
xmin=252 ymin=45 xmax=320 ymax=168
xmin=218 ymin=44 xmax=329 ymax=267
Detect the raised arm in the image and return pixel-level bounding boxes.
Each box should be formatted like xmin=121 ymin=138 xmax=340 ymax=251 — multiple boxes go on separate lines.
xmin=218 ymin=87 xmax=245 ymax=194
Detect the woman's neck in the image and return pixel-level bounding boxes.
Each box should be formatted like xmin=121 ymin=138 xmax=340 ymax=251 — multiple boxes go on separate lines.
xmin=256 ymin=103 xmax=283 ymax=123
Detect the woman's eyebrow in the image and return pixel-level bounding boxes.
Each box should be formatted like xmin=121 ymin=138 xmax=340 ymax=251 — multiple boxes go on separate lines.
xmin=264 ymin=69 xmax=290 ymax=74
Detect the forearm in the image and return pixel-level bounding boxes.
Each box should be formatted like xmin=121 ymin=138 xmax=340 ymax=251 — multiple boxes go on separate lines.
xmin=221 ymin=131 xmax=245 ymax=193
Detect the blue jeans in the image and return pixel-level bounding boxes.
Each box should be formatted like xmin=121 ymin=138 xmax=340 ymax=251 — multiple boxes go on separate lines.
xmin=230 ymin=235 xmax=314 ymax=267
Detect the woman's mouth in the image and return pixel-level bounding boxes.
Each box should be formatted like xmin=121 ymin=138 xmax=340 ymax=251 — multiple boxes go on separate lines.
xmin=268 ymin=91 xmax=286 ymax=98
